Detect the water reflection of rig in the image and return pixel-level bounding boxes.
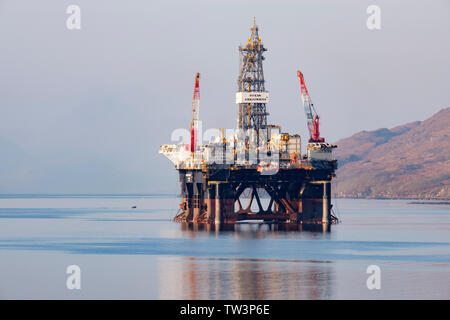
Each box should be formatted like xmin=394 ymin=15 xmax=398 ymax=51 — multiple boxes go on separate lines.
xmin=160 ymin=19 xmax=338 ymax=226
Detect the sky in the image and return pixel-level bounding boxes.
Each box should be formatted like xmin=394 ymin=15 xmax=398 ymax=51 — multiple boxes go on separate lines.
xmin=0 ymin=0 xmax=449 ymax=193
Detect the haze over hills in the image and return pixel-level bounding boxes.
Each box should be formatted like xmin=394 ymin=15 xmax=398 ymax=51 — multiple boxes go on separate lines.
xmin=333 ymin=107 xmax=450 ymax=200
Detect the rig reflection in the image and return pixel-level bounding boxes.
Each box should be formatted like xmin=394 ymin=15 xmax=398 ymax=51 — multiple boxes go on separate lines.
xmin=180 ymin=221 xmax=331 ymax=235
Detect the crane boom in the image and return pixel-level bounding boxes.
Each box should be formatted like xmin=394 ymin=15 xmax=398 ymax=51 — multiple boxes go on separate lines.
xmin=190 ymin=73 xmax=200 ymax=155
xmin=297 ymin=70 xmax=323 ymax=142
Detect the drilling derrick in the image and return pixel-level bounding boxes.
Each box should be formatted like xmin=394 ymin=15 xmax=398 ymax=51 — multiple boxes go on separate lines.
xmin=237 ymin=18 xmax=268 ymax=132
xmin=159 ymin=20 xmax=338 ymax=228
xmin=236 ymin=18 xmax=270 ymax=163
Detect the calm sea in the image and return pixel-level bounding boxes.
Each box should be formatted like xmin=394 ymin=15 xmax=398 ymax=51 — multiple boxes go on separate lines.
xmin=0 ymin=195 xmax=449 ymax=299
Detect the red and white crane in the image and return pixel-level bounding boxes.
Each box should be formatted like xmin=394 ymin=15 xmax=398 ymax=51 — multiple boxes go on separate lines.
xmin=190 ymin=73 xmax=200 ymax=155
xmin=297 ymin=70 xmax=324 ymax=143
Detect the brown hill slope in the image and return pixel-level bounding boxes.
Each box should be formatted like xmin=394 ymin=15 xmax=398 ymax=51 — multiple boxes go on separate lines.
xmin=333 ymin=107 xmax=450 ymax=199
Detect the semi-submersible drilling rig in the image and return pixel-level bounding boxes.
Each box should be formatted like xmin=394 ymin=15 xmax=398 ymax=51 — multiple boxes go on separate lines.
xmin=160 ymin=20 xmax=338 ymax=226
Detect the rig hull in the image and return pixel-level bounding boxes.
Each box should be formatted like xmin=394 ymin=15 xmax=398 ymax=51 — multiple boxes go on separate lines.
xmin=174 ymin=163 xmax=337 ymax=225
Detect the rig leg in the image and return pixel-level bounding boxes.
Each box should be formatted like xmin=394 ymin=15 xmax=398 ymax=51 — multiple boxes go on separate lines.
xmin=215 ymin=183 xmax=223 ymax=224
xmin=322 ymin=181 xmax=331 ymax=224
xmin=206 ymin=185 xmax=215 ymax=222
xmin=185 ymin=183 xmax=193 ymax=221
xmin=193 ymin=183 xmax=200 ymax=221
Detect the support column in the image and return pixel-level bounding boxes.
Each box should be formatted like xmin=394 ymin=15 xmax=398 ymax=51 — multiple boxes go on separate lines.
xmin=206 ymin=185 xmax=215 ymax=222
xmin=185 ymin=182 xmax=193 ymax=221
xmin=322 ymin=181 xmax=331 ymax=224
xmin=193 ymin=183 xmax=200 ymax=221
xmin=215 ymin=183 xmax=223 ymax=224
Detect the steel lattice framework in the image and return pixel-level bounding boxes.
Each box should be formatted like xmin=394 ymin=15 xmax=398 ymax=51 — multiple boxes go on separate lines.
xmin=237 ymin=18 xmax=269 ymax=134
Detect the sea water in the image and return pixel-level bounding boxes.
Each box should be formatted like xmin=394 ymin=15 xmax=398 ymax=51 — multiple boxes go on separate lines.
xmin=0 ymin=195 xmax=449 ymax=299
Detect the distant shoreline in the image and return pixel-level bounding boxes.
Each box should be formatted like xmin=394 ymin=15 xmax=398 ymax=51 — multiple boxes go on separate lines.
xmin=0 ymin=194 xmax=448 ymax=203
xmin=0 ymin=193 xmax=181 ymax=198
xmin=335 ymin=196 xmax=450 ymax=203
xmin=408 ymin=201 xmax=450 ymax=205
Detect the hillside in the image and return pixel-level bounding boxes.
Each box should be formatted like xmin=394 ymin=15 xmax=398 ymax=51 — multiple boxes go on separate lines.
xmin=333 ymin=108 xmax=450 ymax=199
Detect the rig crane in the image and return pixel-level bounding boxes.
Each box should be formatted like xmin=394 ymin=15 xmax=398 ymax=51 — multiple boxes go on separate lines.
xmin=297 ymin=70 xmax=324 ymax=143
xmin=189 ymin=73 xmax=200 ymax=156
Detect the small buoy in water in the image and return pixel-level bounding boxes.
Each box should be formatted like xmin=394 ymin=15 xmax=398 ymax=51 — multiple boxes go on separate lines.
xmin=131 ymin=206 xmax=137 ymax=209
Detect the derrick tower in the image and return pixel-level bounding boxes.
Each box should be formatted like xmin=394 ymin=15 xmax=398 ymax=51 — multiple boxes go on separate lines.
xmin=236 ymin=18 xmax=269 ymax=137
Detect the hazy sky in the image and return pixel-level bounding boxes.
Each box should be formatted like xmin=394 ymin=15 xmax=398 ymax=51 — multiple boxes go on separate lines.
xmin=0 ymin=0 xmax=449 ymax=193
